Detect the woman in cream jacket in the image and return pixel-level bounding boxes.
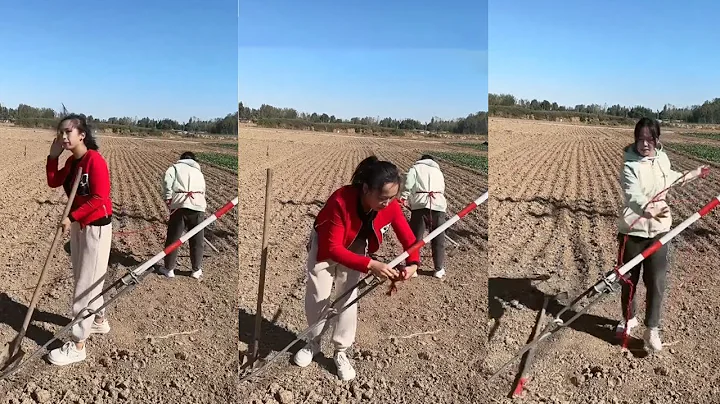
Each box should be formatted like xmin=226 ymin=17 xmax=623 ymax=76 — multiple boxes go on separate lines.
xmin=615 ymin=117 xmax=708 ymax=352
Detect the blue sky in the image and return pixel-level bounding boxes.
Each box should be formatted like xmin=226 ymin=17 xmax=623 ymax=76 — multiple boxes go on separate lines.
xmin=490 ymin=0 xmax=720 ymax=111
xmin=0 ymin=0 xmax=236 ymax=122
xmin=239 ymin=0 xmax=488 ymax=122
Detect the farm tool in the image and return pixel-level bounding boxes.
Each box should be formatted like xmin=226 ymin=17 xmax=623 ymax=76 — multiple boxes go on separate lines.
xmin=487 ymin=190 xmax=720 ymax=385
xmin=0 ymin=170 xmax=83 ymax=373
xmin=239 ymin=191 xmax=488 ymax=383
xmin=0 ymin=197 xmax=239 ymax=381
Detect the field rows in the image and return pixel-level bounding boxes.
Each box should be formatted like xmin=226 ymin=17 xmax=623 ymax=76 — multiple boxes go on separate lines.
xmin=487 ymin=119 xmax=720 ymax=403
xmin=0 ymin=127 xmax=239 ymax=403
xmin=238 ymin=128 xmax=488 ymax=403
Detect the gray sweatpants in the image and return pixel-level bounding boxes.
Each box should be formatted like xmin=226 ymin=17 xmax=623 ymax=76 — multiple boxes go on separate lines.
xmin=303 ymin=230 xmax=366 ymax=352
xmin=164 ymin=208 xmax=205 ymax=272
xmin=617 ymin=232 xmax=669 ymax=329
xmin=409 ymin=208 xmax=446 ymax=271
xmin=70 ymin=222 xmax=112 ymax=342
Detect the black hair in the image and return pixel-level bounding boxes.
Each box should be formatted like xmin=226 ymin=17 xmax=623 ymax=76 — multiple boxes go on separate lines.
xmin=57 ymin=113 xmax=99 ymax=150
xmin=634 ymin=117 xmax=661 ymax=143
xmin=351 ymin=155 xmax=401 ymax=192
xmin=420 ymin=154 xmax=434 ymax=161
xmin=180 ymin=151 xmax=196 ymax=160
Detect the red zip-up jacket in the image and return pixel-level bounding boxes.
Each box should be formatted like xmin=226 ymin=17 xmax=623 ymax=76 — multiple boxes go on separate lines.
xmin=46 ymin=150 xmax=113 ymax=227
xmin=313 ymin=185 xmax=421 ymax=273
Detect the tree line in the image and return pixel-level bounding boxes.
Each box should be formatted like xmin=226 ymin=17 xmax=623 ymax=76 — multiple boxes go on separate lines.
xmin=239 ymin=102 xmax=487 ymax=135
xmin=0 ymin=102 xmax=238 ymax=135
xmin=489 ymin=93 xmax=720 ymax=125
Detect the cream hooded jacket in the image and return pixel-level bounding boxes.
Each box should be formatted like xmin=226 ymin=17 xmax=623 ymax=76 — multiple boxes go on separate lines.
xmin=162 ymin=159 xmax=207 ymax=212
xmin=400 ymin=158 xmax=447 ymax=212
xmin=618 ymin=144 xmax=685 ymax=238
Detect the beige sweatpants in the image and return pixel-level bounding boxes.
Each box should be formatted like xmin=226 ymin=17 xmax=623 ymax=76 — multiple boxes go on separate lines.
xmin=304 ymin=230 xmax=366 ymax=352
xmin=69 ymin=222 xmax=112 ymax=342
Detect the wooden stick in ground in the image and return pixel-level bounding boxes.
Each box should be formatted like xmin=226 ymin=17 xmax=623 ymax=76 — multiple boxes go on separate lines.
xmin=1 ymin=169 xmax=82 ymax=368
xmin=510 ymin=294 xmax=550 ymax=397
xmin=250 ymin=168 xmax=273 ymax=365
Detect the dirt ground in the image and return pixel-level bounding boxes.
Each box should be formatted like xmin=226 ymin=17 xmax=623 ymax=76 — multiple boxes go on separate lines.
xmin=486 ymin=118 xmax=720 ymax=403
xmin=237 ymin=127 xmax=488 ymax=403
xmin=0 ymin=126 xmax=239 ymax=403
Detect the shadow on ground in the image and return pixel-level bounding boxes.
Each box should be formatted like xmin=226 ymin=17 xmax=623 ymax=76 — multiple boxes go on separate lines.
xmin=238 ymin=307 xmax=336 ymax=376
xmin=488 ymin=276 xmax=646 ymax=358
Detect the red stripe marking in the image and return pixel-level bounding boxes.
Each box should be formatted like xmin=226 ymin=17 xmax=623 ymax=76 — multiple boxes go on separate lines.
xmin=642 ymin=240 xmax=663 ymax=258
xmin=406 ymin=241 xmax=426 ymax=257
xmin=163 ymin=239 xmax=183 ymax=255
xmin=214 ymin=200 xmax=236 ymax=218
xmin=457 ymin=202 xmax=478 ymax=218
xmin=512 ymin=378 xmax=527 ymax=396
xmin=699 ymin=198 xmax=720 ymax=217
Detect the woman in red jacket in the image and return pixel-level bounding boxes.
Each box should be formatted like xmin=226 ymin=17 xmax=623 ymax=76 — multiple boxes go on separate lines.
xmin=45 ymin=114 xmax=113 ymax=366
xmin=293 ymin=155 xmax=420 ymax=381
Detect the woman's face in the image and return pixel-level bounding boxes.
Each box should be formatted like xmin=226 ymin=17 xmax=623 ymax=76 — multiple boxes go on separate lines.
xmin=362 ymin=182 xmax=399 ymax=211
xmin=635 ymin=127 xmax=657 ymax=157
xmin=57 ymin=120 xmax=85 ymax=151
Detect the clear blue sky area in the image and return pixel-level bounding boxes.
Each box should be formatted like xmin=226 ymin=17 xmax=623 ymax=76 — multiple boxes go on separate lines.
xmin=490 ymin=0 xmax=720 ymax=110
xmin=239 ymin=0 xmax=488 ymax=122
xmin=0 ymin=0 xmax=236 ymax=122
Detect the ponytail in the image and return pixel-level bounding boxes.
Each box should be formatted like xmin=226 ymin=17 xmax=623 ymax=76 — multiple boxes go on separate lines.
xmin=351 ymin=155 xmax=401 ymax=192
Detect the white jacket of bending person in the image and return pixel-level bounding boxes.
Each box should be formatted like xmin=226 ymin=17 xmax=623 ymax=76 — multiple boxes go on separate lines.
xmin=162 ymin=158 xmax=207 ymax=212
xmin=400 ymin=157 xmax=447 ymax=212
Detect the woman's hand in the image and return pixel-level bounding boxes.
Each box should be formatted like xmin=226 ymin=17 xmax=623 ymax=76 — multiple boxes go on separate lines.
xmin=642 ymin=205 xmax=669 ymax=220
xmin=367 ymin=260 xmax=399 ymax=279
xmin=699 ymin=165 xmax=710 ymax=179
xmin=60 ymin=217 xmax=72 ymax=233
xmin=401 ymin=264 xmax=418 ymax=280
xmin=49 ymin=137 xmax=64 ymax=158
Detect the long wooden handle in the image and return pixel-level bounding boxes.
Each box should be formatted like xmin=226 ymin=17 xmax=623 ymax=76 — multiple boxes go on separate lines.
xmin=511 ymin=295 xmax=549 ymax=397
xmin=10 ymin=169 xmax=83 ymax=356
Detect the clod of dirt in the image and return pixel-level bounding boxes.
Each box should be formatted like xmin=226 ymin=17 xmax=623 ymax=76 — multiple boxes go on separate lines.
xmin=418 ymin=351 xmax=431 ymax=360
xmin=31 ymin=389 xmax=52 ymax=403
xmin=655 ymin=366 xmax=669 ymax=376
xmin=276 ymin=389 xmax=294 ymax=404
xmin=175 ymin=351 xmax=189 ymax=360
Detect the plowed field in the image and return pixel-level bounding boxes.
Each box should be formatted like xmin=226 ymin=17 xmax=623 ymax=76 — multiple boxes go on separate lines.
xmin=487 ymin=118 xmax=720 ymax=403
xmin=0 ymin=126 xmax=239 ymax=403
xmin=238 ymin=127 xmax=488 ymax=404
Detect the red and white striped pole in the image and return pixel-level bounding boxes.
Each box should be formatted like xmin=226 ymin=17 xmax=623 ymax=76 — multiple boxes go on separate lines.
xmin=127 ymin=197 xmax=239 ymax=278
xmin=388 ymin=191 xmax=488 ymax=269
xmin=595 ymin=193 xmax=720 ymax=292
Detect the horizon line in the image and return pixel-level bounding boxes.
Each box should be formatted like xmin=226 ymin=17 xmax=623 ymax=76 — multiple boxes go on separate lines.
xmin=488 ymin=92 xmax=720 ymax=111
xmin=239 ymin=101 xmax=487 ymax=123
xmin=0 ymin=100 xmax=236 ymax=124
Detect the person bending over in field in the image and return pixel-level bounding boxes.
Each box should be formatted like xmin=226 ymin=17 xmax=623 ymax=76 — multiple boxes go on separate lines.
xmin=46 ymin=114 xmax=113 ymax=366
xmin=399 ymin=154 xmax=448 ymax=279
xmin=157 ymin=151 xmax=207 ymax=280
xmin=615 ymin=117 xmax=709 ymax=352
xmin=293 ymin=155 xmax=420 ymax=381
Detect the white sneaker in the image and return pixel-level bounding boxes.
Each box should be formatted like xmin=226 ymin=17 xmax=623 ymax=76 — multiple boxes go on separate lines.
xmin=410 ymin=271 xmax=418 ymax=278
xmin=157 ymin=266 xmax=175 ymax=278
xmin=47 ymin=341 xmax=87 ymax=366
xmin=91 ymin=319 xmax=111 ymax=334
xmin=644 ymin=327 xmax=662 ymax=352
xmin=293 ymin=340 xmax=321 ymax=367
xmin=615 ymin=317 xmax=638 ymax=339
xmin=433 ymin=268 xmax=446 ymax=279
xmin=191 ymin=269 xmax=203 ymax=279
xmin=333 ymin=351 xmax=356 ymax=381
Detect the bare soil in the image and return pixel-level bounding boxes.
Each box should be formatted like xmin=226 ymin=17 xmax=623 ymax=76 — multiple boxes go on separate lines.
xmin=0 ymin=126 xmax=239 ymax=403
xmin=237 ymin=127 xmax=488 ymax=404
xmin=486 ymin=118 xmax=720 ymax=403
